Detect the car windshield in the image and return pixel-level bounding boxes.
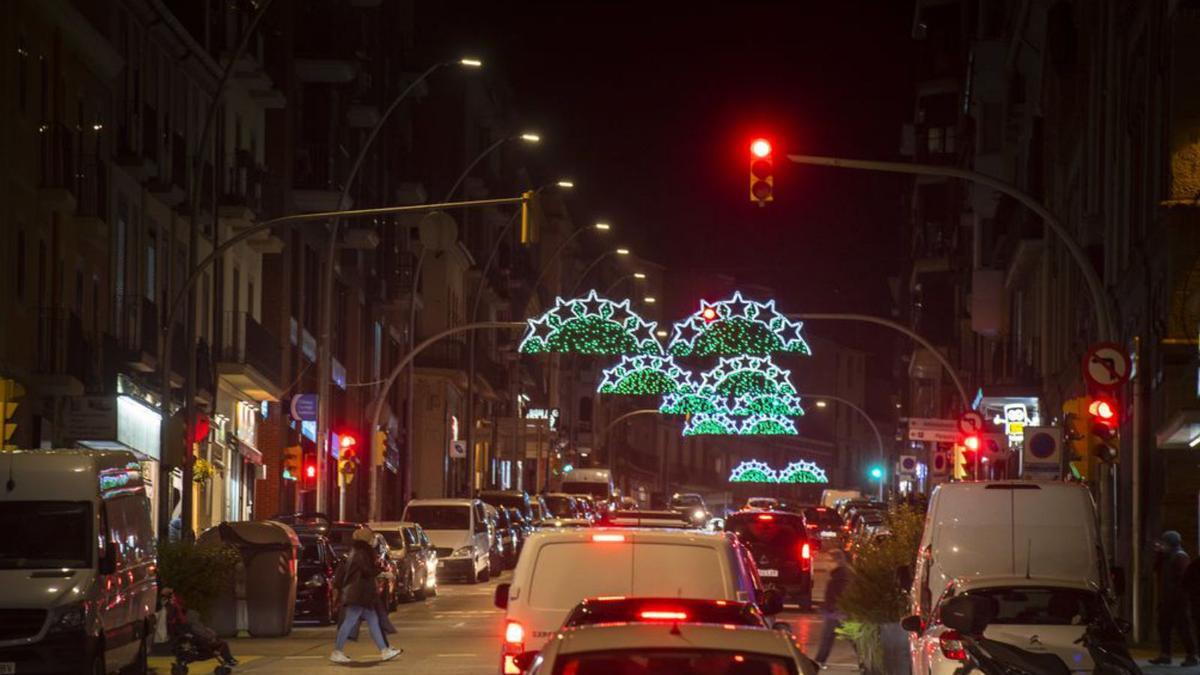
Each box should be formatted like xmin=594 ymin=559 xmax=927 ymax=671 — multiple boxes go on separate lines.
xmin=726 ymin=514 xmax=806 ymax=557
xmin=405 ymin=505 xmax=470 ymax=530
xmin=299 ymin=540 xmax=323 ymax=563
xmin=562 ymin=481 xmax=610 ymax=499
xmin=955 ymin=587 xmax=1101 ymax=626
xmin=551 ymin=650 xmax=796 ymax=675
xmin=545 ymin=496 xmax=576 ymax=517
xmin=803 ymin=508 xmax=842 ymax=529
xmin=670 ymin=495 xmax=703 ymax=508
xmin=380 ymin=531 xmax=405 ymax=548
xmin=482 ymin=494 xmax=528 ymax=514
xmin=565 ymin=599 xmax=766 ymax=628
xmin=0 ymin=501 xmax=92 ymax=569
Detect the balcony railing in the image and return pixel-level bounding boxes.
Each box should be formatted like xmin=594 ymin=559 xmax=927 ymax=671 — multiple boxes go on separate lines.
xmin=39 ymin=123 xmax=76 ymax=190
xmin=221 ymin=311 xmax=282 ymax=386
xmin=221 ymin=150 xmax=263 ymax=212
xmin=76 ymin=153 xmax=108 ymax=218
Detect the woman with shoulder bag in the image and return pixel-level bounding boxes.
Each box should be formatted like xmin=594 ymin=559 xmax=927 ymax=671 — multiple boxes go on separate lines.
xmin=329 ymin=529 xmax=402 ymax=664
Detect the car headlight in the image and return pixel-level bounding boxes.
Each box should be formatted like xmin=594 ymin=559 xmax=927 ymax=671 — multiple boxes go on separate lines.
xmin=692 ymin=509 xmax=706 ymax=521
xmin=305 ymin=573 xmax=326 ymax=589
xmin=49 ymin=603 xmax=86 ymax=633
xmin=453 ymin=546 xmax=474 ymax=558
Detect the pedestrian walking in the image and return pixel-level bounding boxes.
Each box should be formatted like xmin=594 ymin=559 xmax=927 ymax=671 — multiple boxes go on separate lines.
xmin=814 ymin=549 xmax=850 ymax=665
xmin=329 ymin=529 xmax=401 ymax=664
xmin=1151 ymin=530 xmax=1198 ymax=666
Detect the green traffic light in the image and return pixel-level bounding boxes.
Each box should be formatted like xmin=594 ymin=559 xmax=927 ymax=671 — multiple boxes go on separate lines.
xmin=869 ymin=466 xmax=884 ymax=480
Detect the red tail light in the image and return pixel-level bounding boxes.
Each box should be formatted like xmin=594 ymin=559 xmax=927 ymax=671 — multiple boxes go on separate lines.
xmin=939 ymin=629 xmax=967 ymax=661
xmin=801 ymin=543 xmax=811 ymax=560
xmin=504 ymin=621 xmax=525 ymax=644
xmin=592 ymin=534 xmax=626 ymax=543
xmin=756 ymin=514 xmax=775 ymax=521
xmin=502 ymin=620 xmax=526 ymax=673
xmin=639 ymin=610 xmax=689 ymax=621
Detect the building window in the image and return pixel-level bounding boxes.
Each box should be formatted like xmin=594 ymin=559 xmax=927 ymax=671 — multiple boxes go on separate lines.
xmin=17 ymin=37 xmax=29 ymax=114
xmin=145 ymin=224 xmax=156 ymax=301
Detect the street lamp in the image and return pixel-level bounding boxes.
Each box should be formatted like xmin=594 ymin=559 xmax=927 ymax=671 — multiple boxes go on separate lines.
xmin=815 ymin=400 xmax=828 ymax=408
xmin=445 ymin=130 xmax=542 ymax=202
xmin=643 ymin=296 xmax=656 ymax=304
xmin=571 ymin=248 xmax=632 ymax=296
xmin=556 ymin=180 xmax=575 ymax=188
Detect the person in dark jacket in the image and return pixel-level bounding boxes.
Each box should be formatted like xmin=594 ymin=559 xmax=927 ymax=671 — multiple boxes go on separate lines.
xmin=814 ymin=549 xmax=851 ymax=665
xmin=329 ymin=534 xmax=401 ymax=664
xmin=1151 ymin=530 xmax=1198 ymax=666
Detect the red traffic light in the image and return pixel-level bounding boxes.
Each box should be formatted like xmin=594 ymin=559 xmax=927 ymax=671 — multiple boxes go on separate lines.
xmin=962 ymin=434 xmax=981 ymax=451
xmin=1088 ymin=398 xmax=1116 ymax=421
xmin=701 ymin=306 xmax=718 ymax=322
xmin=750 ymin=138 xmax=772 ymax=158
xmin=749 ymin=138 xmax=774 ymax=206
xmin=305 ymin=463 xmax=316 ymax=479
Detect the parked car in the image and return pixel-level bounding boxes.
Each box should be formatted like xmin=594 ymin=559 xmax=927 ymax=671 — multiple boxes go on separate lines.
xmin=507 ymin=507 xmax=534 ymax=553
xmin=570 ymin=494 xmax=597 ymax=521
xmin=542 ymin=492 xmax=579 ymax=519
xmin=0 ymin=449 xmax=159 ymax=674
xmin=478 ymin=489 xmax=534 ymax=525
xmin=402 ymin=521 xmax=439 ymax=597
xmin=725 ymin=510 xmax=814 ymax=610
xmin=366 ymin=530 xmax=402 ymax=610
xmin=370 ymin=521 xmax=429 ymax=601
xmin=401 ymin=498 xmax=492 ymax=583
xmin=529 ymin=495 xmax=549 ymax=525
xmin=490 ymin=504 xmax=520 ymax=569
xmin=295 ymin=533 xmax=339 ymax=624
xmin=493 ymin=528 xmax=782 ymax=674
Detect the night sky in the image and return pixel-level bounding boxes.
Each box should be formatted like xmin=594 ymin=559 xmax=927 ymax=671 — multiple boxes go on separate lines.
xmin=415 ymin=1 xmax=915 ymax=370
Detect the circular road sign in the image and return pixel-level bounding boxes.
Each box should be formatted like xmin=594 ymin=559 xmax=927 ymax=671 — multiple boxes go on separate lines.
xmin=1027 ymin=431 xmax=1058 ymax=459
xmin=1083 ymin=342 xmax=1130 ymax=389
xmin=958 ymin=411 xmax=985 ymax=435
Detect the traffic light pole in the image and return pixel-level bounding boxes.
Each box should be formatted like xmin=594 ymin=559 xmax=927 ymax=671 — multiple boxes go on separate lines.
xmin=786 ymin=154 xmax=1115 ymax=342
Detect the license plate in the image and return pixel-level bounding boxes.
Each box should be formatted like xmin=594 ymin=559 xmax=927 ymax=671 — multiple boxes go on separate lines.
xmin=759 ymin=568 xmax=779 ymax=577
xmin=0 ymin=663 xmax=14 ymax=674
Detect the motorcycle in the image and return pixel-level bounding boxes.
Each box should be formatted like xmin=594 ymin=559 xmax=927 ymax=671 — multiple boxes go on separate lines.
xmin=939 ymin=594 xmax=1142 ymax=675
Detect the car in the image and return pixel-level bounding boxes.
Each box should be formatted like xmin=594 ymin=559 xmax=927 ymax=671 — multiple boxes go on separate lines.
xmin=519 ymin=622 xmax=818 ymax=675
xmin=479 ymin=489 xmax=535 ymax=526
xmin=295 ymin=533 xmax=339 ymax=624
xmin=493 ymin=527 xmax=783 ymax=674
xmin=363 ymin=530 xmax=402 ymax=610
xmin=597 ymin=509 xmax=693 ymax=529
xmin=745 ymin=497 xmax=780 ymax=511
xmin=0 ymin=449 xmax=158 ymax=674
xmin=530 ymin=495 xmax=549 ymax=525
xmin=491 ymin=505 xmax=520 ymax=569
xmin=542 ymin=492 xmax=580 ymax=519
xmin=289 ymin=520 xmax=362 ymax=559
xmin=559 ymin=468 xmax=615 ymax=507
xmin=402 ymin=521 xmax=439 ymax=597
xmin=669 ymin=492 xmax=711 ymax=526
xmin=619 ymin=496 xmax=639 ymax=510
xmin=402 ymin=498 xmax=492 ymax=583
xmin=507 ymin=507 xmax=534 ymax=552
xmin=570 ymin=494 xmax=598 ymax=521
xmin=802 ymin=505 xmax=845 ymax=545
xmin=483 ymin=503 xmax=511 ymax=575
xmin=725 ymin=510 xmax=814 ymax=610
xmin=370 ymin=521 xmax=429 ymax=601
xmin=903 ymin=577 xmax=1123 ymax=675
xmin=562 ymin=596 xmax=768 ymax=629
xmin=538 ymin=517 xmax=592 ymax=529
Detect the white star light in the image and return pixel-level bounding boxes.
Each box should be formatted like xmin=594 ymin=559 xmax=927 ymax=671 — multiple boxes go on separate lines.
xmin=519 ymin=289 xmax=664 ymax=355
xmin=596 ymin=355 xmax=694 ymax=395
xmin=666 ymin=291 xmax=813 ymax=356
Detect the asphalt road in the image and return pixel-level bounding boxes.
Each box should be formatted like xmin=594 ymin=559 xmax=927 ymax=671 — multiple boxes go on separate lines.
xmin=150 ymin=551 xmax=859 ymax=674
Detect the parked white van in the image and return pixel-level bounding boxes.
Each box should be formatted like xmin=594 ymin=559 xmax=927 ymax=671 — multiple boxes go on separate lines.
xmin=904 ymin=481 xmax=1111 ymax=675
xmin=560 ymin=468 xmax=614 ymax=505
xmin=0 ymin=449 xmax=158 ymax=674
xmin=401 ymin=498 xmax=491 ymax=583
xmin=493 ymin=528 xmax=782 ymax=674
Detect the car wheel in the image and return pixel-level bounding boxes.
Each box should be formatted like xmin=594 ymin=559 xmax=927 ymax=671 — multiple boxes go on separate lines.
xmin=479 ymin=564 xmax=491 ymax=582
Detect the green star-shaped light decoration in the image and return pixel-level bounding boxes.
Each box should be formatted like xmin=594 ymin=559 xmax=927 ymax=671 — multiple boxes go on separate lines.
xmin=739 ymin=413 xmax=798 ymax=436
xmin=659 ymin=391 xmax=720 ymax=415
xmin=728 ymin=459 xmax=777 ymax=483
xmin=668 ymin=291 xmax=813 ymax=357
xmin=777 ymin=459 xmax=828 ymax=483
xmin=699 ymin=355 xmax=797 ymax=398
xmin=597 ymin=355 xmax=695 ymax=395
xmin=681 ymin=412 xmax=741 ymax=436
xmin=520 ymin=289 xmax=663 ymax=355
xmin=728 ymin=392 xmax=805 ymax=417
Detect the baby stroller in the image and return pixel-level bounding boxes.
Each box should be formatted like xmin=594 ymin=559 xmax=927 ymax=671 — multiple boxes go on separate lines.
xmin=164 ymin=591 xmax=236 ymax=675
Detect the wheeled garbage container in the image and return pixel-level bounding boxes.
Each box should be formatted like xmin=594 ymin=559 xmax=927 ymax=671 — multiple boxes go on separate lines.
xmin=197 ymin=521 xmax=299 ymax=637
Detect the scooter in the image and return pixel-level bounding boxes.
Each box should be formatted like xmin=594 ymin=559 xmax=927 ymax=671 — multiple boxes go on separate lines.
xmin=940 ymin=594 xmax=1141 ymax=675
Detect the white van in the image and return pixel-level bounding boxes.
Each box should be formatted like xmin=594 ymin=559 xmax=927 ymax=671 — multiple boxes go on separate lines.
xmin=820 ymin=489 xmax=864 ymax=508
xmin=905 ymin=481 xmax=1109 ymax=673
xmin=401 ymin=498 xmax=491 ymax=583
xmin=493 ymin=528 xmax=779 ymax=674
xmin=560 ymin=468 xmax=614 ymax=505
xmin=0 ymin=449 xmax=158 ymax=673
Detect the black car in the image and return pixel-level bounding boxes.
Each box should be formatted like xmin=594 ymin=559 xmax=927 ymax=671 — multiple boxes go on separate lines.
xmin=295 ymin=533 xmax=338 ymax=624
xmin=803 ymin=505 xmax=845 ymax=546
xmin=492 ymin=507 xmax=520 ymax=569
xmin=506 ymin=506 xmax=532 ymax=553
xmin=543 ymin=492 xmax=580 ymax=519
xmin=725 ymin=510 xmax=814 ymax=610
xmin=478 ymin=489 xmax=534 ymax=524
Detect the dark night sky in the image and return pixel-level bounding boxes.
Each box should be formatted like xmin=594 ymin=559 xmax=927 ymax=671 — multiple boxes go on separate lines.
xmin=413 ymin=1 xmax=915 ymax=370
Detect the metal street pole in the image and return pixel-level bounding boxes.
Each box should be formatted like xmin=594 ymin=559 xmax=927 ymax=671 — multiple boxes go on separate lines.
xmin=803 ymin=393 xmax=886 ymax=498
xmin=786 ymin=153 xmax=1115 ymax=341
xmin=570 ymin=249 xmax=631 ymax=297
xmin=601 ymin=408 xmax=661 ymax=474
xmin=787 ymin=312 xmax=971 ymax=412
xmin=160 ymin=0 xmax=273 ymax=542
xmin=529 ymin=223 xmax=611 ymax=302
xmin=603 ymin=273 xmax=646 ymax=297
xmin=319 ymin=59 xmax=478 ymax=520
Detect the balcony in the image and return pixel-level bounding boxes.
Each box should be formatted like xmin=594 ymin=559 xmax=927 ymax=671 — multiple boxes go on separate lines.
xmin=33 ymin=307 xmax=92 ymax=395
xmin=38 ymin=124 xmax=78 ymax=212
xmin=219 ymin=149 xmax=264 ymax=224
xmin=217 ymin=311 xmax=283 ymax=401
xmin=147 ymin=132 xmax=185 ymax=206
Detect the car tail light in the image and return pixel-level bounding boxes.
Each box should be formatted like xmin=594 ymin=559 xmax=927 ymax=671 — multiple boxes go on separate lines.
xmin=592 ymin=534 xmax=626 ymax=543
xmin=800 ymin=542 xmax=811 ymax=560
xmin=505 ymin=620 xmax=525 ymax=644
xmin=939 ymin=629 xmax=967 ymax=661
xmin=756 ymin=514 xmax=775 ymax=521
xmin=502 ymin=620 xmax=526 ymax=673
xmin=639 ymin=610 xmax=689 ymax=621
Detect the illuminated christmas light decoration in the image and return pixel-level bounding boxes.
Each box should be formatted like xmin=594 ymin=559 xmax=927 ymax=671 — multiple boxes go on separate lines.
xmin=681 ymin=412 xmax=741 ymax=436
xmin=729 ymin=392 xmax=805 ymax=417
xmin=597 ymin=355 xmax=695 ymax=395
xmin=659 ymin=391 xmax=720 ymax=415
xmin=728 ymin=460 xmax=777 ymax=483
xmin=777 ymin=459 xmax=828 ymax=484
xmin=519 ymin=289 xmax=662 ymax=355
xmin=699 ymin=355 xmax=797 ymax=398
xmin=727 ymin=459 xmax=828 ymax=484
xmin=668 ymin=291 xmax=812 ymax=357
xmin=739 ymin=413 xmax=798 ymax=436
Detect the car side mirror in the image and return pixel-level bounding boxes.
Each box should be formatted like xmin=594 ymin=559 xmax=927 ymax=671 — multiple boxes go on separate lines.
xmin=900 ymin=615 xmax=924 ymax=633
xmin=494 ymin=582 xmax=511 ymax=610
xmin=513 ymin=651 xmax=540 ymax=671
xmin=98 ymin=541 xmax=118 ymax=575
xmin=761 ymin=588 xmax=784 ymax=616
xmin=1110 ymin=566 xmax=1127 ymax=596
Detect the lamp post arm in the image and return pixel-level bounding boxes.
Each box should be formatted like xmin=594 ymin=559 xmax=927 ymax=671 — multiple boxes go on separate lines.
xmin=787 ymin=153 xmax=1113 ymax=341
xmin=601 ymin=408 xmax=662 ymax=473
xmin=800 ymin=392 xmax=885 ymax=464
xmin=570 ymin=251 xmax=615 ymax=297
xmin=789 ymin=312 xmax=971 ymax=412
xmin=603 ymin=274 xmax=639 ymax=296
xmin=530 ymin=227 xmax=589 ymax=301
xmin=445 ymin=136 xmax=510 ymax=202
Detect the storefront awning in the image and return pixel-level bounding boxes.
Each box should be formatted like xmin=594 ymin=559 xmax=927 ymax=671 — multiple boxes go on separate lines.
xmin=65 ymin=395 xmax=162 ymax=462
xmin=1157 ymin=409 xmax=1200 ymax=448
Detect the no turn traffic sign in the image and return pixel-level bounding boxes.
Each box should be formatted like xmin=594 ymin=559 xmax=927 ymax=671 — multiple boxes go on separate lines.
xmin=958 ymin=411 xmax=985 ymax=435
xmin=1083 ymin=342 xmax=1130 ymax=389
